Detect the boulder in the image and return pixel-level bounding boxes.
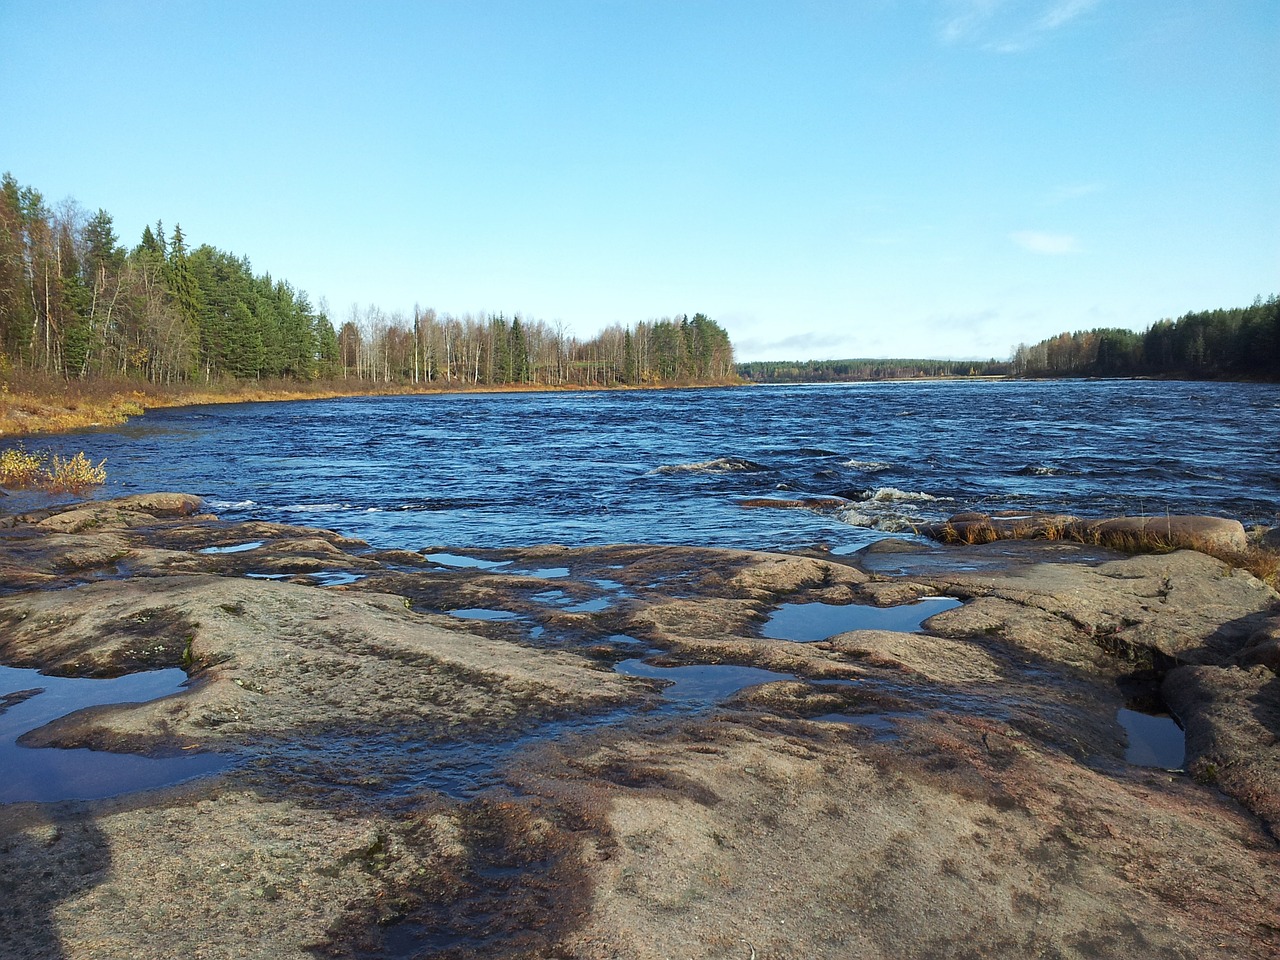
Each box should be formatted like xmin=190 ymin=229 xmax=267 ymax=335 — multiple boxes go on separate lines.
xmin=1079 ymin=515 xmax=1247 ymax=554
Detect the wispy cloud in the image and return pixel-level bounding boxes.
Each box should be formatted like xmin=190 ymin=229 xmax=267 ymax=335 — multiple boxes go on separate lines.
xmin=736 ymin=331 xmax=852 ymax=358
xmin=1011 ymin=230 xmax=1080 ymax=254
xmin=939 ymin=0 xmax=1101 ymax=52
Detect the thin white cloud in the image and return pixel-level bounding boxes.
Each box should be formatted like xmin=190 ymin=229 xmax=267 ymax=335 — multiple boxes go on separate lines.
xmin=938 ymin=0 xmax=1102 ymax=52
xmin=736 ymin=331 xmax=852 ymax=359
xmin=938 ymin=0 xmax=1006 ymax=45
xmin=1011 ymin=230 xmax=1080 ymax=254
xmin=1037 ymin=0 xmax=1099 ymax=31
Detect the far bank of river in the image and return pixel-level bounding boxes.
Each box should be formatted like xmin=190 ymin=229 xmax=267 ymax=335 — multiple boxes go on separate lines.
xmin=1 ymin=376 xmax=751 ymax=439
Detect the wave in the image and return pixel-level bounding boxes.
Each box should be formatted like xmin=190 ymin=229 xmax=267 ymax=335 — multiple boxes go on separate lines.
xmin=859 ymin=487 xmax=950 ymax=504
xmin=649 ymin=456 xmax=771 ymax=475
xmin=842 ymin=459 xmax=892 ymax=473
xmin=280 ymin=503 xmax=352 ymax=513
xmin=204 ymin=498 xmax=257 ymax=510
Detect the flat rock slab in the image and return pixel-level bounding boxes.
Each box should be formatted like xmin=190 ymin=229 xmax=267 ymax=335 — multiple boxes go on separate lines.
xmin=0 ymin=495 xmax=1278 ymax=959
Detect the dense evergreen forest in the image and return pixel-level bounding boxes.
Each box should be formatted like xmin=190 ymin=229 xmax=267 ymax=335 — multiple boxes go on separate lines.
xmin=0 ymin=173 xmax=735 ymax=390
xmin=737 ymin=357 xmax=1010 ymax=382
xmin=1010 ymin=296 xmax=1279 ymax=380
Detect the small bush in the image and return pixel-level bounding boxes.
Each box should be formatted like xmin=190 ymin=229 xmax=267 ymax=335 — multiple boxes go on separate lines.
xmin=0 ymin=446 xmax=107 ymax=490
xmin=45 ymin=451 xmax=108 ymax=491
xmin=0 ymin=445 xmax=47 ymax=487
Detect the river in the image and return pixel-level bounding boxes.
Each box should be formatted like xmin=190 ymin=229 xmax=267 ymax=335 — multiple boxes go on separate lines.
xmin=9 ymin=379 xmax=1279 ymax=552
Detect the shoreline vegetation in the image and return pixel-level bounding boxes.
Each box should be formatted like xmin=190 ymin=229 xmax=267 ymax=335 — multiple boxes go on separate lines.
xmin=1 ymin=171 xmax=735 ymax=425
xmin=0 ymin=372 xmax=742 ymax=439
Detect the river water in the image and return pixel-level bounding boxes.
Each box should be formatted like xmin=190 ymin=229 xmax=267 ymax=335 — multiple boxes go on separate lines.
xmin=10 ymin=379 xmax=1280 ymax=552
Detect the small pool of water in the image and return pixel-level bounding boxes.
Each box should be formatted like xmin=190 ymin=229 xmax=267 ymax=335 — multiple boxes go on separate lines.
xmin=762 ymin=597 xmax=962 ymax=642
xmin=509 ymin=566 xmax=571 ymax=579
xmin=198 ymin=541 xmax=265 ymax=554
xmin=0 ymin=665 xmax=229 ymax=804
xmin=614 ymin=659 xmax=794 ymax=708
xmin=449 ymin=608 xmax=523 ymax=622
xmin=1118 ymin=707 xmax=1185 ymax=770
xmin=812 ymin=711 xmax=921 ymax=740
xmin=245 ymin=570 xmax=365 ymax=586
xmin=424 ymin=553 xmax=510 ymax=570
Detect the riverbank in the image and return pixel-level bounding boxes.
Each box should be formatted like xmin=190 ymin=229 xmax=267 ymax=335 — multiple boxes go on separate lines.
xmin=2 ymin=494 xmax=1278 ymax=958
xmin=0 ymin=376 xmax=745 ymax=439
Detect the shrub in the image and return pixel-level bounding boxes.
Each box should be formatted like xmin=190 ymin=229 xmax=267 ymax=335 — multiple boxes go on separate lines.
xmin=0 ymin=445 xmax=47 ymax=487
xmin=0 ymin=446 xmax=107 ymax=491
xmin=45 ymin=451 xmax=108 ymax=491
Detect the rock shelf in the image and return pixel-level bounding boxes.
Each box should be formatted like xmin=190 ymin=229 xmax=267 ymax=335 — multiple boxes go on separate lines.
xmin=1 ymin=495 xmax=1278 ymax=959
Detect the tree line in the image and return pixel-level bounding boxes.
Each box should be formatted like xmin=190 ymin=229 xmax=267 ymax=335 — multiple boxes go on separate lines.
xmin=0 ymin=172 xmax=736 ymax=389
xmin=1011 ymin=296 xmax=1279 ymax=380
xmin=737 ymin=357 xmax=1010 ymax=383
xmin=336 ymin=306 xmax=735 ymax=387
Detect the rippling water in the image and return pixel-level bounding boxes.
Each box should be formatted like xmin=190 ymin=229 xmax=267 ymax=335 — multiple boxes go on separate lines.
xmin=10 ymin=380 xmax=1280 ymax=552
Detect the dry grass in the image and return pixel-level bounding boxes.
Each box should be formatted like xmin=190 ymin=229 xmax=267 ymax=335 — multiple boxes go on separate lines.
xmin=931 ymin=517 xmax=1279 ymax=591
xmin=0 ymin=375 xmax=700 ymax=439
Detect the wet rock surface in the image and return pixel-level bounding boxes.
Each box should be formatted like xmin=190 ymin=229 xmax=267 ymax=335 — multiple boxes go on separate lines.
xmin=1 ymin=495 xmax=1278 ymax=959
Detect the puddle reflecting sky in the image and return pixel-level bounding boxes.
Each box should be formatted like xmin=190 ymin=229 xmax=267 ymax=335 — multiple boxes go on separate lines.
xmin=615 ymin=659 xmax=794 ymax=708
xmin=0 ymin=665 xmax=229 ymax=804
xmin=762 ymin=597 xmax=962 ymax=641
xmin=1117 ymin=707 xmax=1185 ymax=770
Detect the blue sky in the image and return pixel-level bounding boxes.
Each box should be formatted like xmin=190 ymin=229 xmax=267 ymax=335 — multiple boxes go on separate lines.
xmin=2 ymin=0 xmax=1276 ymax=361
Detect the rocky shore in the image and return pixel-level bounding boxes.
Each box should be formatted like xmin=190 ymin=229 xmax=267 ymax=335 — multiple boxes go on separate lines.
xmin=1 ymin=495 xmax=1278 ymax=959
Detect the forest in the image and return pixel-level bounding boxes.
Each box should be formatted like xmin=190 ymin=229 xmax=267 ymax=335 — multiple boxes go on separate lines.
xmin=0 ymin=173 xmax=736 ymax=391
xmin=1010 ymin=297 xmax=1279 ymax=380
xmin=737 ymin=357 xmax=1010 ymax=382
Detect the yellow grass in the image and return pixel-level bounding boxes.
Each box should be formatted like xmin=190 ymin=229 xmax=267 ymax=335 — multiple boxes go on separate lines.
xmin=0 ymin=376 xmax=740 ymax=439
xmin=931 ymin=517 xmax=1279 ymax=591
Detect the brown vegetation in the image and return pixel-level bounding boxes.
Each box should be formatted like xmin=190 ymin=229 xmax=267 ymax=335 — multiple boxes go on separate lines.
xmin=0 ymin=374 xmax=740 ymax=439
xmin=928 ymin=515 xmax=1279 ymax=590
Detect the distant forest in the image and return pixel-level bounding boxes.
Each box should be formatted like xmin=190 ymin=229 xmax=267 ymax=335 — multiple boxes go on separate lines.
xmin=737 ymin=357 xmax=1010 ymax=383
xmin=0 ymin=173 xmax=735 ymax=389
xmin=1011 ymin=296 xmax=1279 ymax=380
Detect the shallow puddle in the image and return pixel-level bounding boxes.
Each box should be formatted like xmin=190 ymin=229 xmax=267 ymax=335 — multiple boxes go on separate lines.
xmin=614 ymin=659 xmax=795 ymax=708
xmin=245 ymin=570 xmax=365 ymax=586
xmin=424 ymin=553 xmax=511 ymax=570
xmin=530 ymin=589 xmax=612 ymax=614
xmin=762 ymin=597 xmax=961 ymax=642
xmin=509 ymin=566 xmax=571 ymax=579
xmin=812 ymin=712 xmax=920 ymax=740
xmin=0 ymin=665 xmax=229 ymax=804
xmin=449 ymin=608 xmax=523 ymax=622
xmin=198 ymin=541 xmax=265 ymax=554
xmin=1117 ymin=707 xmax=1185 ymax=770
